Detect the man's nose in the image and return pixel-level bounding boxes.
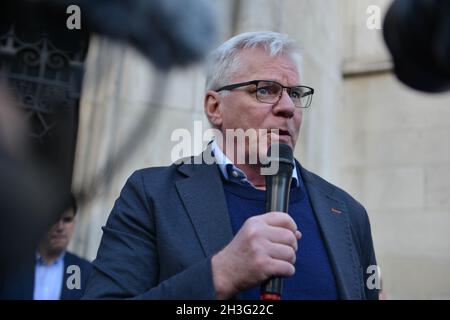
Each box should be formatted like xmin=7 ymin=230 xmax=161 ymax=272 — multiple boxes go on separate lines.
xmin=273 ymin=89 xmax=295 ymax=118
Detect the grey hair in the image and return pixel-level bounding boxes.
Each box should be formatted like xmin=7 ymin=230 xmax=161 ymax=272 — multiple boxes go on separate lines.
xmin=205 ymin=31 xmax=302 ymax=92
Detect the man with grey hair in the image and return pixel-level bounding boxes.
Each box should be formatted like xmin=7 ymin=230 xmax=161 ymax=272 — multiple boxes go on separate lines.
xmin=84 ymin=31 xmax=379 ymax=300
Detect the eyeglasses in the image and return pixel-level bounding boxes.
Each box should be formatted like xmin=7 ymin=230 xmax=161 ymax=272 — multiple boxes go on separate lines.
xmin=216 ymin=80 xmax=314 ymax=108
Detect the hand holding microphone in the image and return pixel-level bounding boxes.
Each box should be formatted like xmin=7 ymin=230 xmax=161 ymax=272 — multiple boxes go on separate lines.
xmin=211 ymin=144 xmax=300 ymax=300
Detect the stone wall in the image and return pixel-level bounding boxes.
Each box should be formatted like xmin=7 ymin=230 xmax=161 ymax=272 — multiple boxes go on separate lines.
xmin=341 ymin=74 xmax=450 ymax=299
xmin=340 ymin=0 xmax=450 ymax=299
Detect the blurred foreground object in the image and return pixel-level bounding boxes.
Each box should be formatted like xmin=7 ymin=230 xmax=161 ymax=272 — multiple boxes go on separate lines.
xmin=383 ymin=0 xmax=450 ymax=93
xmin=0 ymin=86 xmax=69 ymax=298
xmin=0 ymin=0 xmax=216 ymax=297
xmin=49 ymin=0 xmax=217 ymax=69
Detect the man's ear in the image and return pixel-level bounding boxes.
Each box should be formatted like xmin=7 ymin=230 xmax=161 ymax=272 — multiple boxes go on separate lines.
xmin=204 ymin=91 xmax=223 ymax=128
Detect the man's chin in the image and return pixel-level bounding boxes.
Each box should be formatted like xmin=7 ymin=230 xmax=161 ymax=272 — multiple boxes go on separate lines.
xmin=48 ymin=241 xmax=67 ymax=252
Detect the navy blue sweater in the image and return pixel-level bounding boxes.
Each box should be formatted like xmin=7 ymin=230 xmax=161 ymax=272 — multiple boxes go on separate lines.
xmin=222 ymin=174 xmax=338 ymax=300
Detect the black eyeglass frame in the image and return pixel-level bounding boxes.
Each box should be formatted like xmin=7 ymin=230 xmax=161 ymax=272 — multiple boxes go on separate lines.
xmin=215 ymin=80 xmax=314 ymax=108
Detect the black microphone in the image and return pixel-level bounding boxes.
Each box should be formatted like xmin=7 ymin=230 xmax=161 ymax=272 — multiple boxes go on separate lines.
xmin=260 ymin=143 xmax=294 ymax=300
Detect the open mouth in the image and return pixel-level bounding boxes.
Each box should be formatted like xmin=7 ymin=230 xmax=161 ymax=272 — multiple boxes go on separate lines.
xmin=269 ymin=128 xmax=290 ymax=136
xmin=268 ymin=129 xmax=291 ymax=144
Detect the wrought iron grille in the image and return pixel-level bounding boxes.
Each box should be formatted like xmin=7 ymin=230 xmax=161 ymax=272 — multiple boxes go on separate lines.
xmin=0 ymin=26 xmax=86 ymax=145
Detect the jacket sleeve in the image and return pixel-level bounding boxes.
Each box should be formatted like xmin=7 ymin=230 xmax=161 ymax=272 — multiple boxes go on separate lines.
xmin=82 ymin=170 xmax=217 ymax=299
xmin=360 ymin=209 xmax=380 ymax=300
xmin=345 ymin=193 xmax=380 ymax=300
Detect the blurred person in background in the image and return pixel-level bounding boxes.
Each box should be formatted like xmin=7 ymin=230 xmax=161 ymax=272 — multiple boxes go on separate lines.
xmin=1 ymin=193 xmax=92 ymax=300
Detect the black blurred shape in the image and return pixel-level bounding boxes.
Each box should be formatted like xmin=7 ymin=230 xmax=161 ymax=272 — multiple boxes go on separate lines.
xmin=383 ymin=0 xmax=450 ymax=93
xmin=50 ymin=0 xmax=217 ymax=69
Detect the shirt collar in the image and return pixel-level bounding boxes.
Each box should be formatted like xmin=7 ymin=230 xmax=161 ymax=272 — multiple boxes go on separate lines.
xmin=211 ymin=140 xmax=299 ymax=188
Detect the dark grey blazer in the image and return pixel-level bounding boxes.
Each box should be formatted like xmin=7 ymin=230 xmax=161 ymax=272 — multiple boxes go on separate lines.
xmin=84 ymin=151 xmax=378 ymax=300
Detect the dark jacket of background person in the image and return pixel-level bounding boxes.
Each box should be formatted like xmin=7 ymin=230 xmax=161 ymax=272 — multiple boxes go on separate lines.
xmin=1 ymin=251 xmax=92 ymax=300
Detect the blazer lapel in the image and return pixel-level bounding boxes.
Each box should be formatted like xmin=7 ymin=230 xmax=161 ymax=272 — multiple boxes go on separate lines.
xmin=300 ymin=167 xmax=362 ymax=299
xmin=60 ymin=253 xmax=69 ymax=300
xmin=175 ymin=152 xmax=233 ymax=257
